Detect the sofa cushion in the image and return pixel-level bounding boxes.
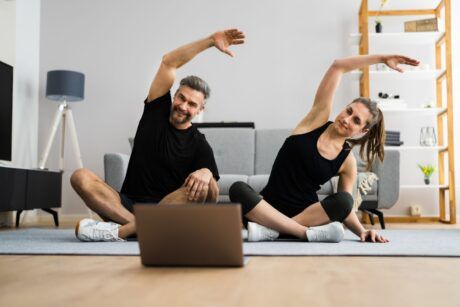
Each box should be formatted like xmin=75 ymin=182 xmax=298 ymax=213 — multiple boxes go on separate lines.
xmin=318 ymin=180 xmax=334 ymax=195
xmin=255 ymin=129 xmax=291 ymax=174
xmin=219 ymin=195 xmax=231 ymax=203
xmin=218 ymin=174 xmax=249 ymax=195
xmin=329 ymin=172 xmax=378 ymax=195
xmin=248 ymin=175 xmax=270 ymax=193
xmin=358 ymin=172 xmax=378 ymax=195
xmin=104 ymin=153 xmax=130 ymax=191
xmin=352 ymin=146 xmax=368 ymax=172
xmin=198 ymin=128 xmax=255 ymax=175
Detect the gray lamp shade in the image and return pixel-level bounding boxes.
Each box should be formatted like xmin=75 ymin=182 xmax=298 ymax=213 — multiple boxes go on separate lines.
xmin=46 ymin=70 xmax=85 ymax=102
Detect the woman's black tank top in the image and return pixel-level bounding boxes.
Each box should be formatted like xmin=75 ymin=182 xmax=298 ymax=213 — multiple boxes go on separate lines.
xmin=261 ymin=121 xmax=351 ymax=211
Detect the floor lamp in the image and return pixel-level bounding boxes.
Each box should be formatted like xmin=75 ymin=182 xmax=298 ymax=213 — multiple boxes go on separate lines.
xmin=38 ymin=70 xmax=93 ymax=217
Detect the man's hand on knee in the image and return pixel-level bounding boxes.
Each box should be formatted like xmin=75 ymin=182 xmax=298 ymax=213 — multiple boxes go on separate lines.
xmin=184 ymin=168 xmax=213 ymax=201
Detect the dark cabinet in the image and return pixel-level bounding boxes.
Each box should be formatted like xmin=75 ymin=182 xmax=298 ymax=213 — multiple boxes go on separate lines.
xmin=0 ymin=167 xmax=62 ymax=227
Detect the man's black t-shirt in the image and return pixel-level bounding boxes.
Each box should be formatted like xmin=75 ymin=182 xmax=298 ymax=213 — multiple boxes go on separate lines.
xmin=120 ymin=91 xmax=219 ymax=202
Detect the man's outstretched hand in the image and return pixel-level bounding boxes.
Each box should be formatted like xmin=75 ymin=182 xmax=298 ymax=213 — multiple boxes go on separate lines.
xmin=212 ymin=28 xmax=245 ymax=57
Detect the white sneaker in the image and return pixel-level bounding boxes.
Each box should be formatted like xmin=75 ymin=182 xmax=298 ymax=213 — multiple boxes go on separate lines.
xmin=241 ymin=229 xmax=248 ymax=240
xmin=247 ymin=222 xmax=279 ymax=242
xmin=306 ymin=222 xmax=344 ymax=243
xmin=75 ymin=218 xmax=124 ymax=242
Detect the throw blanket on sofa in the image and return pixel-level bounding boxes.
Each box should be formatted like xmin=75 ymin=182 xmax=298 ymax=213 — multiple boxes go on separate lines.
xmin=330 ymin=172 xmax=379 ymax=212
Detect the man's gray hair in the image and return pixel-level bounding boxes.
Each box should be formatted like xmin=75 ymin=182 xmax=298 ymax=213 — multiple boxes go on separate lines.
xmin=179 ymin=75 xmax=211 ymax=100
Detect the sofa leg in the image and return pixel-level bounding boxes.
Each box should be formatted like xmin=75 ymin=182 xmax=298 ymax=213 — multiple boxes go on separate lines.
xmin=368 ymin=209 xmax=385 ymax=229
xmin=367 ymin=211 xmax=375 ymax=226
xmin=360 ymin=209 xmax=375 ymax=226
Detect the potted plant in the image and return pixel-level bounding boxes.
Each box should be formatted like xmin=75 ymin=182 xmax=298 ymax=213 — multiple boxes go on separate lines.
xmin=417 ymin=164 xmax=435 ymax=185
xmin=375 ymin=0 xmax=389 ymax=33
xmin=375 ymin=18 xmax=383 ymax=33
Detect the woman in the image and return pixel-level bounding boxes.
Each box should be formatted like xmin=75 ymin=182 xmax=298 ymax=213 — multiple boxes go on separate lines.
xmin=229 ymin=54 xmax=419 ymax=243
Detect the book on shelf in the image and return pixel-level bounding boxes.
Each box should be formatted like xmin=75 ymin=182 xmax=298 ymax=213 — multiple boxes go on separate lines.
xmin=404 ymin=18 xmax=438 ymax=32
xmin=385 ymin=132 xmax=400 ymax=137
xmin=385 ymin=130 xmax=402 ymax=146
xmin=385 ymin=141 xmax=404 ymax=146
xmin=386 ymin=136 xmax=401 ymax=142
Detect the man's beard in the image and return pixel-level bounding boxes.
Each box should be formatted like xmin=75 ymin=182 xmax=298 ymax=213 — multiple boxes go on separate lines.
xmin=171 ymin=108 xmax=192 ymax=125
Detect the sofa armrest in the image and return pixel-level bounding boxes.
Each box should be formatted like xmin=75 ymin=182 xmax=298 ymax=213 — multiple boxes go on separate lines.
xmin=372 ymin=150 xmax=400 ymax=209
xmin=104 ymin=153 xmax=130 ymax=192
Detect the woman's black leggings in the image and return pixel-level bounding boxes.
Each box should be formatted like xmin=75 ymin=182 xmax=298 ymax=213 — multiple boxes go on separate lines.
xmin=229 ymin=181 xmax=353 ymax=222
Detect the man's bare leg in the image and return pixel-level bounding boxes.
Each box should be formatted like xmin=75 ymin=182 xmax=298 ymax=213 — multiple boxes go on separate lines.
xmin=118 ymin=187 xmax=209 ymax=239
xmin=70 ymin=168 xmax=133 ymax=225
xmin=159 ymin=187 xmax=195 ymax=205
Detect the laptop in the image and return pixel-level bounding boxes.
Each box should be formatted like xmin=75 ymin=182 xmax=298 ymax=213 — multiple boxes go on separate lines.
xmin=134 ymin=203 xmax=244 ymax=267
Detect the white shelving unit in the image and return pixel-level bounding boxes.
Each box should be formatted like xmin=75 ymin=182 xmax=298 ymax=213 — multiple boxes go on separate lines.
xmin=380 ymin=107 xmax=446 ymax=114
xmin=401 ymin=185 xmax=449 ymax=189
xmin=355 ymin=0 xmax=456 ymax=223
xmin=384 ymin=145 xmax=448 ymax=151
xmin=349 ymin=32 xmax=445 ymax=45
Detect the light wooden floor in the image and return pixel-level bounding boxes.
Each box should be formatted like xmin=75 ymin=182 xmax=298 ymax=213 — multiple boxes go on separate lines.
xmin=1 ymin=216 xmax=460 ymax=307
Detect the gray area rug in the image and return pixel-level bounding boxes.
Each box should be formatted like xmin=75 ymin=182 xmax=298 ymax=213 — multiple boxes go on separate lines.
xmin=1 ymin=228 xmax=460 ymax=257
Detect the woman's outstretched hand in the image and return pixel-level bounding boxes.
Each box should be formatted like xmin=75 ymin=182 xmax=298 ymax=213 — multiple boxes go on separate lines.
xmin=360 ymin=229 xmax=389 ymax=243
xmin=383 ymin=55 xmax=420 ymax=73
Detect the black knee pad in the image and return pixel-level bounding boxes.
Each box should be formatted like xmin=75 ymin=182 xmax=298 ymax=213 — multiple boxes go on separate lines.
xmin=229 ymin=181 xmax=263 ymax=215
xmin=320 ymin=192 xmax=353 ymax=222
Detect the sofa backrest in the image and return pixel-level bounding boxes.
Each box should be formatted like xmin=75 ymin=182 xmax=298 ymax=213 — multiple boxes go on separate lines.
xmin=130 ymin=128 xmax=380 ymax=175
xmin=198 ymin=127 xmax=255 ymax=175
xmin=352 ymin=146 xmax=367 ymax=172
xmin=255 ymin=129 xmax=291 ymax=174
xmin=198 ymin=128 xmax=373 ymax=175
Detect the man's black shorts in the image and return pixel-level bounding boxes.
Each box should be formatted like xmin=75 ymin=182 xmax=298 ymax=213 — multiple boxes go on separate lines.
xmin=118 ymin=192 xmax=161 ymax=212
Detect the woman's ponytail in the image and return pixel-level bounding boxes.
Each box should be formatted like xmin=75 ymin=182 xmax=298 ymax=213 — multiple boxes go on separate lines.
xmin=347 ymin=98 xmax=386 ymax=171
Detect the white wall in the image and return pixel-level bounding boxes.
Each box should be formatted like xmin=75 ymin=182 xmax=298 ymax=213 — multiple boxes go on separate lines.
xmin=0 ymin=0 xmax=16 ymax=226
xmin=14 ymin=0 xmax=41 ymax=169
xmin=0 ymin=0 xmax=41 ymax=169
xmin=0 ymin=0 xmax=15 ymax=66
xmin=37 ymin=0 xmax=459 ymax=216
xmin=0 ymin=0 xmax=40 ymax=226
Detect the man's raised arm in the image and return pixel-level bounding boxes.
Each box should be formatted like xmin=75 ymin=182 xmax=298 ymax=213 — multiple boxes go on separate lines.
xmin=147 ymin=29 xmax=245 ymax=102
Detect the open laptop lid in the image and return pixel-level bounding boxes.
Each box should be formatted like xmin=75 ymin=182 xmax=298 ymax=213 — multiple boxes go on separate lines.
xmin=134 ymin=204 xmax=244 ymax=267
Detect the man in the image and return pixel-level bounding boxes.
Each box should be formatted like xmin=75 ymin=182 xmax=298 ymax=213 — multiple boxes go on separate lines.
xmin=71 ymin=28 xmax=245 ymax=241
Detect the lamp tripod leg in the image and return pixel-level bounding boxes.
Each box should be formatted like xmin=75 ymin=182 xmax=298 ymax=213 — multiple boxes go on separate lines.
xmin=60 ymin=112 xmax=66 ymax=171
xmin=38 ymin=105 xmax=65 ymax=169
xmin=65 ymin=109 xmax=83 ymax=169
xmin=65 ymin=109 xmax=93 ymax=218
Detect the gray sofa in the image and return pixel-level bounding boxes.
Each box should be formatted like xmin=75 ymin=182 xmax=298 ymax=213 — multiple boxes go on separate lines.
xmin=104 ymin=128 xmax=399 ymax=228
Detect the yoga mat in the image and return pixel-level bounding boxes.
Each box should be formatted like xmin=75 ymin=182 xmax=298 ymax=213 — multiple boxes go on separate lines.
xmin=1 ymin=228 xmax=460 ymax=257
